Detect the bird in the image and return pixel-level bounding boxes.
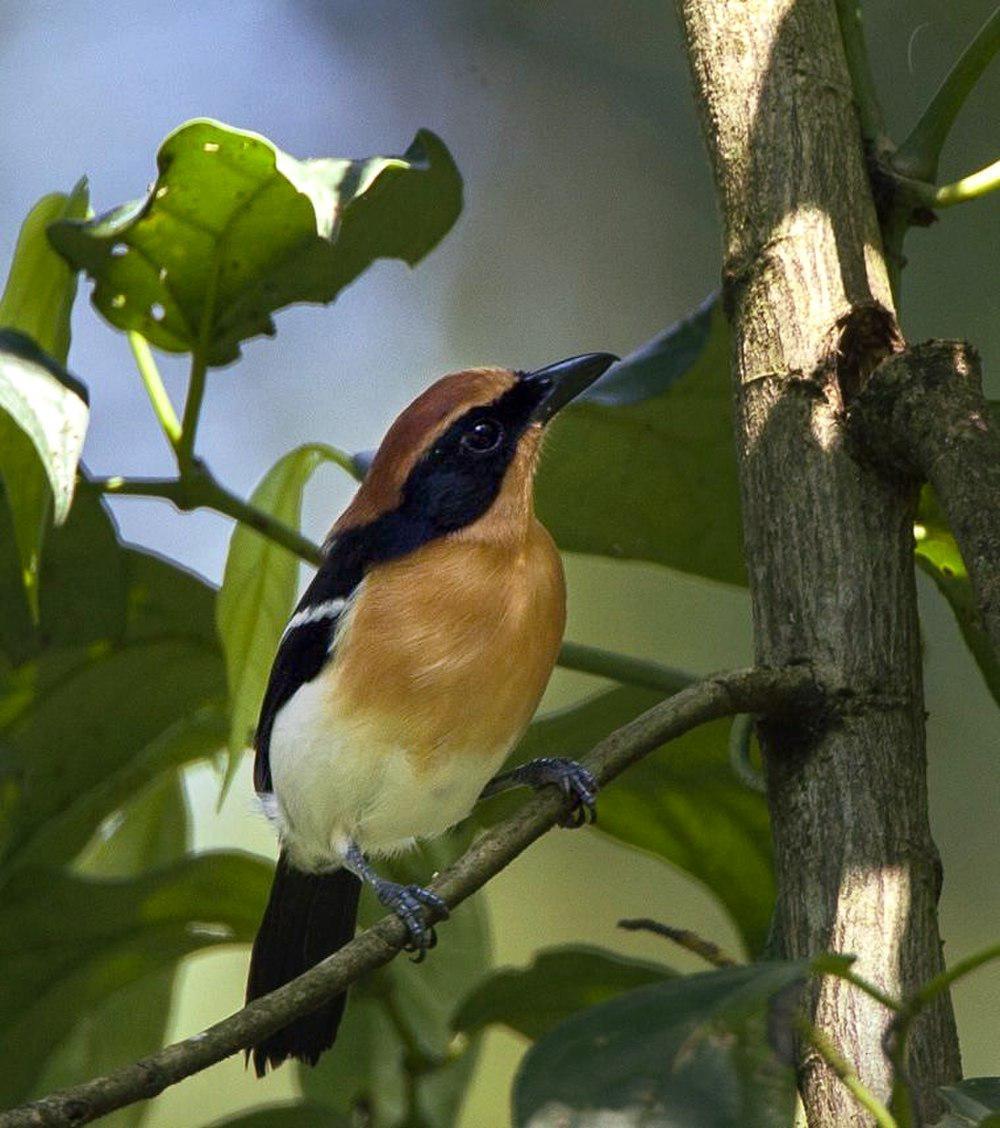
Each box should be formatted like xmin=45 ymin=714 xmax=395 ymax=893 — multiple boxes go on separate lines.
xmin=245 ymin=351 xmax=619 ymax=1075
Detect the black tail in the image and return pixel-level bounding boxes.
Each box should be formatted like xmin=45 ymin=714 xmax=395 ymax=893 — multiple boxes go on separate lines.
xmin=246 ymin=851 xmax=362 ymax=1075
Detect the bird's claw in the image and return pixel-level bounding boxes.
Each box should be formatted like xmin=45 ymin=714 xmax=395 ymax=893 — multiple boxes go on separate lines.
xmin=375 ymin=881 xmax=449 ymax=961
xmin=524 ymin=757 xmax=599 ymax=828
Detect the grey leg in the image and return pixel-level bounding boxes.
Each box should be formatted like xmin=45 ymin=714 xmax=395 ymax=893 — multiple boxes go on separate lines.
xmin=479 ymin=756 xmax=598 ymax=827
xmin=343 ymin=841 xmax=449 ymax=960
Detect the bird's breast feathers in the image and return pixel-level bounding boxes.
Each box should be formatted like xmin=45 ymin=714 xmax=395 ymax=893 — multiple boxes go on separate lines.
xmin=267 ymin=521 xmax=565 ymax=864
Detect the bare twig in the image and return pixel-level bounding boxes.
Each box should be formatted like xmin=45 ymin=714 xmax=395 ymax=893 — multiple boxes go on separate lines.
xmin=0 ymin=665 xmax=818 ymax=1128
xmin=617 ymin=918 xmax=740 ymax=968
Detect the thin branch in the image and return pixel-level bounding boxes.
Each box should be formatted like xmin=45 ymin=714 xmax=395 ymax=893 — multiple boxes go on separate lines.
xmin=128 ymin=331 xmax=182 ymax=449
xmin=617 ymin=918 xmax=739 ymax=968
xmin=895 ymin=7 xmax=1000 ymax=181
xmin=834 ymin=0 xmax=887 ymax=145
xmin=177 ymin=350 xmax=208 ymax=468
xmin=850 ymin=340 xmax=1000 ymax=663
xmin=0 ymin=665 xmax=819 ymax=1128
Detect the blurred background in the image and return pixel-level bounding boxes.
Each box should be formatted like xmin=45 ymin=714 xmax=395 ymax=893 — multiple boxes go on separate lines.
xmin=1 ymin=2 xmax=997 ymax=1124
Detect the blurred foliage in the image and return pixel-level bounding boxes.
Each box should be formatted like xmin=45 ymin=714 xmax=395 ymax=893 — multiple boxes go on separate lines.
xmin=932 ymin=1078 xmax=1000 ymax=1127
xmin=511 ymin=961 xmax=803 ymax=1128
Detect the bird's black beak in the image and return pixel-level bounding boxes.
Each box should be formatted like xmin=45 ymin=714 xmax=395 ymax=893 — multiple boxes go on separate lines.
xmin=525 ymin=352 xmax=619 ymax=424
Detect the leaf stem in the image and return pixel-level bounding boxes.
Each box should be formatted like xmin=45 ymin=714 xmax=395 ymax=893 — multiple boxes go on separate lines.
xmin=127 ymin=331 xmax=182 ymax=448
xmin=803 ymin=1023 xmax=898 ymax=1128
xmin=894 ymin=7 xmax=1000 ymax=181
xmin=177 ymin=350 xmax=208 ymax=468
xmin=925 ymin=156 xmax=1000 ymax=207
xmin=556 ymin=641 xmax=693 ymax=694
xmin=834 ymin=0 xmax=887 ymax=145
xmin=95 ymin=470 xmax=324 ymax=567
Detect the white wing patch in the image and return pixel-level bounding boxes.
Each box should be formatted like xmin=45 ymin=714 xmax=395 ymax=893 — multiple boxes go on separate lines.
xmin=280 ymin=598 xmax=346 ymax=641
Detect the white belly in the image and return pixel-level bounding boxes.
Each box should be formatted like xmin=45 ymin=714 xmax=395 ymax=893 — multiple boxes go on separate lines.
xmin=267 ymin=677 xmax=511 ymax=871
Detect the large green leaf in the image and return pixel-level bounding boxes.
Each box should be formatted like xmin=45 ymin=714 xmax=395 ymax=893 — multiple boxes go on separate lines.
xmin=513 ymin=962 xmax=804 ymax=1128
xmin=932 ymin=1078 xmax=1000 ymax=1127
xmin=49 ymin=120 xmax=462 ymax=366
xmin=217 ymin=443 xmax=352 ymax=789
xmin=0 ymin=485 xmax=227 ymax=877
xmin=0 ymin=849 xmax=272 ymax=1105
xmin=492 ymin=686 xmax=774 ymax=955
xmin=300 ymin=830 xmax=491 ymax=1127
xmin=536 ymin=297 xmax=745 ymax=585
xmin=454 ymin=944 xmax=673 ymax=1042
xmin=0 ymin=183 xmax=90 ymax=615
xmin=32 ymin=774 xmax=190 ymax=1128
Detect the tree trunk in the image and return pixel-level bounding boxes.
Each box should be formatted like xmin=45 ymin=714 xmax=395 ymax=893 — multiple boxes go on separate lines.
xmin=674 ymin=1 xmax=962 ymax=1124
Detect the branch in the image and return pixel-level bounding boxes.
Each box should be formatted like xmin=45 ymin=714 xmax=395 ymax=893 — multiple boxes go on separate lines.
xmin=0 ymin=665 xmax=818 ymax=1128
xmin=851 ymin=339 xmax=1000 ymax=661
xmin=617 ymin=918 xmax=739 ymax=968
xmin=894 ymin=7 xmax=1000 ymax=182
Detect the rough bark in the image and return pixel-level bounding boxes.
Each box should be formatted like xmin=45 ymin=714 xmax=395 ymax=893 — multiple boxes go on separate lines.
xmin=852 ymin=339 xmax=1000 ymax=660
xmin=675 ymin=1 xmax=961 ymax=1124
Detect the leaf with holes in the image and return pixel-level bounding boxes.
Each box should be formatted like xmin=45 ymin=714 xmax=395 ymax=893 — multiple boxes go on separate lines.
xmin=49 ymin=120 xmax=462 ymax=366
xmin=216 ymin=442 xmax=353 ymax=792
xmin=536 ymin=297 xmax=745 ymax=585
xmin=0 ymin=850 xmax=271 ymax=1106
xmin=513 ymin=962 xmax=805 ymax=1128
xmin=454 ymin=945 xmax=673 ymax=1041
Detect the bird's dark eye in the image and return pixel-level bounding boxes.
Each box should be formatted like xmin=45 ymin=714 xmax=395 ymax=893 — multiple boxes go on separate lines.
xmin=461 ymin=418 xmax=504 ymax=454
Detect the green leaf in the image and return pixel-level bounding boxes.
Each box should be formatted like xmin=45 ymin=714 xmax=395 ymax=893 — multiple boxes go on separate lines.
xmin=0 ymin=849 xmax=272 ymax=1105
xmin=0 ymin=331 xmax=89 ymax=616
xmin=300 ymin=829 xmax=491 ymax=1127
xmin=0 ymin=181 xmax=89 ymax=365
xmin=536 ymin=297 xmax=745 ymax=586
xmin=513 ymin=961 xmax=805 ymax=1128
xmin=496 ymin=686 xmax=774 ymax=955
xmin=217 ymin=443 xmax=352 ymax=792
xmin=32 ymin=774 xmax=190 ymax=1128
xmin=207 ymin=1107 xmax=351 ymax=1128
xmin=49 ymin=120 xmax=462 ymax=366
xmin=0 ymin=485 xmax=227 ymax=877
xmin=454 ymin=944 xmax=673 ymax=1041
xmin=932 ymin=1078 xmax=1000 ymax=1127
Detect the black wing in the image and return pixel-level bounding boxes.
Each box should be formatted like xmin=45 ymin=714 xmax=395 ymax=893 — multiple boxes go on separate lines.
xmin=252 ymin=554 xmax=355 ymax=794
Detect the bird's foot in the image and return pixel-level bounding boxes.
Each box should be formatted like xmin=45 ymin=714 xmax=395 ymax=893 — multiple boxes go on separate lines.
xmin=372 ymin=879 xmax=449 ymax=961
xmin=517 ymin=756 xmax=599 ymax=827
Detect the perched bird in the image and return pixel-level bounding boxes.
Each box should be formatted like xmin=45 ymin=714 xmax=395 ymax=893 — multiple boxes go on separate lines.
xmin=246 ymin=352 xmax=618 ymax=1074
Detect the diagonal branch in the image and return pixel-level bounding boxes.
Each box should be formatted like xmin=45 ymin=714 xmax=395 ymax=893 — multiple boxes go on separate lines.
xmin=0 ymin=665 xmax=818 ymax=1128
xmin=851 ymin=339 xmax=1000 ymax=662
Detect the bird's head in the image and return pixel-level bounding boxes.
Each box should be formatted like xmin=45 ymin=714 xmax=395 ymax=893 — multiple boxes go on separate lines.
xmin=336 ymin=353 xmax=617 ymax=552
